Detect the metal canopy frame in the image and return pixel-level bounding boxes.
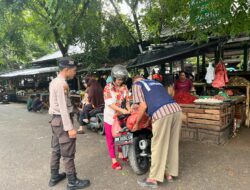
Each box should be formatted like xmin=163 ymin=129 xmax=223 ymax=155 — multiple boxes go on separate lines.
xmin=128 ymin=40 xmax=222 ymax=68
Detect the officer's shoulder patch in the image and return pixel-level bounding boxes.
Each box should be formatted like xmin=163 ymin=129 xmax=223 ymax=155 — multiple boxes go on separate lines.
xmin=63 ymin=84 xmax=69 ymax=94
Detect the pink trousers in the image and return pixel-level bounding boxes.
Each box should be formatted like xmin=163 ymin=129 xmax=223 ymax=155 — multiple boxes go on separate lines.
xmin=104 ymin=122 xmax=121 ymax=159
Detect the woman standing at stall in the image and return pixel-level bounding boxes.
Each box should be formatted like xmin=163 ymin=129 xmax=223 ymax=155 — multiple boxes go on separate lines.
xmin=103 ymin=65 xmax=131 ymax=170
xmin=174 ymin=71 xmax=193 ymax=94
xmin=173 ymin=71 xmax=197 ymax=104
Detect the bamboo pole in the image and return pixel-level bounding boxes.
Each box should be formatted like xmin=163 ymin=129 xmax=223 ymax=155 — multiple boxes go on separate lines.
xmin=246 ymin=85 xmax=250 ymax=127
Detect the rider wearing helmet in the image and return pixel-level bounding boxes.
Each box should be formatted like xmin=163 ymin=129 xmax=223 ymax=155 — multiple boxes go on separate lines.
xmin=111 ymin=64 xmax=129 ymax=81
xmin=103 ymin=64 xmax=131 ymax=170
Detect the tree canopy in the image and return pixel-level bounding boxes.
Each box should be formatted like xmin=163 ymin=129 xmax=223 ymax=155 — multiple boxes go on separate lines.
xmin=1 ymin=0 xmax=250 ymax=71
xmin=0 ymin=0 xmax=56 ymax=71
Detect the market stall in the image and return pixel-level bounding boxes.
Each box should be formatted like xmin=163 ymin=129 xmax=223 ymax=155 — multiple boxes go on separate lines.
xmin=180 ymin=96 xmax=245 ymax=144
xmin=193 ymin=76 xmax=250 ymax=127
xmin=126 ymin=36 xmax=250 ymax=145
xmin=0 ymin=66 xmax=58 ymax=102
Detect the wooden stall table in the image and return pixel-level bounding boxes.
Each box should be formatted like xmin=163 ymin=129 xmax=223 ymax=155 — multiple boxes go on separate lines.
xmin=193 ymin=82 xmax=250 ymax=127
xmin=180 ymin=101 xmax=235 ymax=144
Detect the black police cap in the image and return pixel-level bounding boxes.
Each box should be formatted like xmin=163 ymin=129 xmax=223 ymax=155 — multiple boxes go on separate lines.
xmin=57 ymin=57 xmax=76 ymax=68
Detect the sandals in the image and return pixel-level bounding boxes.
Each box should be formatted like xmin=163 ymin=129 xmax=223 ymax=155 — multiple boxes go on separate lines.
xmin=166 ymin=175 xmax=174 ymax=183
xmin=112 ymin=162 xmax=122 ymax=170
xmin=121 ymin=158 xmax=128 ymax=162
xmin=82 ymin=119 xmax=89 ymax=124
xmin=77 ymin=129 xmax=85 ymax=134
xmin=77 ymin=126 xmax=85 ymax=134
xmin=137 ymin=178 xmax=158 ymax=189
xmin=118 ymin=153 xmax=128 ymax=162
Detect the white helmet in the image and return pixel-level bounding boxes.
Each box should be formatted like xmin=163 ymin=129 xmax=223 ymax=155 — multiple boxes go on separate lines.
xmin=111 ymin=64 xmax=128 ymax=81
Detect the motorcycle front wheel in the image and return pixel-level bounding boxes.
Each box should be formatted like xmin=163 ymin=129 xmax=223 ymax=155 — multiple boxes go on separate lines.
xmin=128 ymin=136 xmax=150 ymax=175
xmin=98 ymin=120 xmax=105 ymax=135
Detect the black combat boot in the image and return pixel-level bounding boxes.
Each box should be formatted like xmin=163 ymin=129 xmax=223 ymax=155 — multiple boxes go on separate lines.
xmin=48 ymin=169 xmax=66 ymax=187
xmin=67 ymin=174 xmax=90 ymax=190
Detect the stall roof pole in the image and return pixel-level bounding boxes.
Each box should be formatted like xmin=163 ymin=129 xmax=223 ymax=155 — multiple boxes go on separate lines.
xmin=181 ymin=60 xmax=184 ymax=71
xmin=202 ymin=54 xmax=206 ymax=76
xmin=161 ymin=63 xmax=166 ymax=74
xmin=77 ymin=76 xmax=81 ymax=91
xmin=221 ymin=46 xmax=224 ymax=59
xmin=170 ymin=62 xmax=173 ymax=74
xmin=143 ymin=67 xmax=149 ymax=78
xmin=197 ymin=56 xmax=200 ymax=81
xmin=214 ymin=49 xmax=219 ymax=64
xmin=243 ymin=45 xmax=248 ymax=71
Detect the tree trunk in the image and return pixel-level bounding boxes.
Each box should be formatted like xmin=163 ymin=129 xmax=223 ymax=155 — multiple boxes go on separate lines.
xmin=52 ymin=27 xmax=69 ymax=57
xmin=109 ymin=0 xmax=138 ymax=44
xmin=124 ymin=0 xmax=143 ymax=52
xmin=131 ymin=9 xmax=143 ymax=46
xmin=41 ymin=1 xmax=69 ymax=57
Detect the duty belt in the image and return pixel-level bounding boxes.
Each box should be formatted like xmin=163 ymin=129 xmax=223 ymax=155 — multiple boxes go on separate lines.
xmin=52 ymin=114 xmax=61 ymax=118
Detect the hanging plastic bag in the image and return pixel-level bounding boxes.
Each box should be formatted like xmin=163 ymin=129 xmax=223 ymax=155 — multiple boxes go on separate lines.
xmin=112 ymin=115 xmax=122 ymax=138
xmin=212 ymin=61 xmax=229 ymax=89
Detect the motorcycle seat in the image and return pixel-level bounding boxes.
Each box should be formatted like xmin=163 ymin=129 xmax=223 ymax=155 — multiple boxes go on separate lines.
xmin=89 ymin=104 xmax=104 ymax=117
xmin=89 ymin=117 xmax=98 ymax=123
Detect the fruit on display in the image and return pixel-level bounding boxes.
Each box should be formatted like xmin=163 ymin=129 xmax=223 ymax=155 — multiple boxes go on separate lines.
xmin=194 ymin=98 xmax=223 ymax=104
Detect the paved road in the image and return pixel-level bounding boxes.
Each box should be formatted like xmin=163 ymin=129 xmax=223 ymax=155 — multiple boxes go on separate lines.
xmin=0 ymin=103 xmax=250 ymax=190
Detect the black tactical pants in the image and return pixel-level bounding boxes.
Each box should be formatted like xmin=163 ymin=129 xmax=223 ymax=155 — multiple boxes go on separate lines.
xmin=79 ymin=104 xmax=93 ymax=125
xmin=50 ymin=115 xmax=76 ymax=175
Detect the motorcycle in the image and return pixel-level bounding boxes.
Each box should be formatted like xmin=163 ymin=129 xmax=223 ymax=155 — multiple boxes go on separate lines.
xmin=114 ymin=114 xmax=152 ymax=175
xmin=0 ymin=90 xmax=9 ymax=104
xmin=71 ymin=91 xmax=105 ymax=135
xmin=78 ymin=105 xmax=105 ymax=135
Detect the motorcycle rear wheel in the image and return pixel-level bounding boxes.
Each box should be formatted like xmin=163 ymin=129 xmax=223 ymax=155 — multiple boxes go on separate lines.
xmin=128 ymin=136 xmax=150 ymax=175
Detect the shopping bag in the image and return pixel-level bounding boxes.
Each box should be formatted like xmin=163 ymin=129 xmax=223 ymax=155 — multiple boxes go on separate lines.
xmin=126 ymin=111 xmax=151 ymax=131
xmin=112 ymin=116 xmax=122 ymax=138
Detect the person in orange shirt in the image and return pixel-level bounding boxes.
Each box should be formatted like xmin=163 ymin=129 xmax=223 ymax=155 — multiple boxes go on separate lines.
xmin=152 ymin=70 xmax=163 ymax=83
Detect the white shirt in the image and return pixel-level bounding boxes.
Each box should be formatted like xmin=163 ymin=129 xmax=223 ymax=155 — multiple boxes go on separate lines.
xmin=49 ymin=76 xmax=73 ymax=131
xmin=103 ymin=91 xmax=116 ymax=125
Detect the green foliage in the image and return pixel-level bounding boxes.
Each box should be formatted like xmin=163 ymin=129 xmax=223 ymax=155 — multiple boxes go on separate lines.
xmin=0 ymin=0 xmax=106 ymax=71
xmin=142 ymin=0 xmax=250 ymax=41
xmin=142 ymin=0 xmax=189 ymax=40
xmin=103 ymin=14 xmax=136 ymax=47
xmin=1 ymin=0 xmax=250 ymax=72
xmin=0 ymin=0 xmax=54 ymax=71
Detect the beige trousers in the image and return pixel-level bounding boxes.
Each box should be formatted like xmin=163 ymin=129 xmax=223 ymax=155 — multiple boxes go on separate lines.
xmin=149 ymin=111 xmax=182 ymax=182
